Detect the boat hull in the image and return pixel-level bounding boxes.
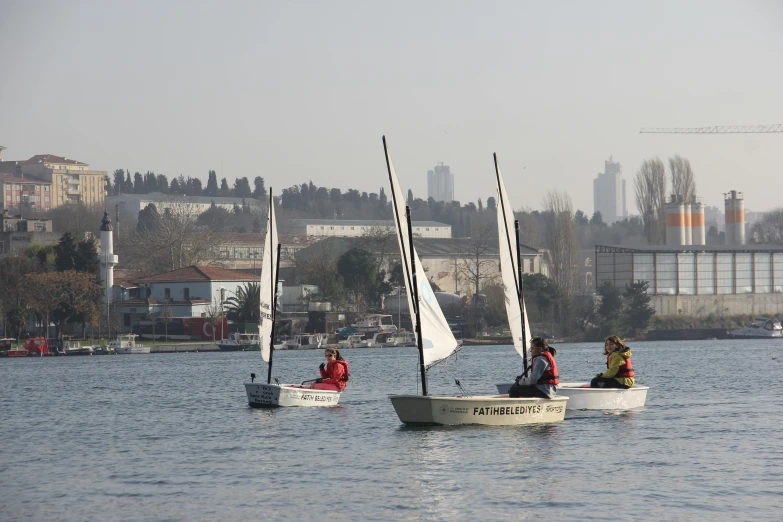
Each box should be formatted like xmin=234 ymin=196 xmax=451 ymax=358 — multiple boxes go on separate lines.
xmin=116 ymin=346 xmax=151 ymax=354
xmin=244 ymin=382 xmax=341 ymax=408
xmin=496 ymin=382 xmax=648 ymax=410
xmin=389 ymin=394 xmax=567 ymax=426
xmin=217 ymin=343 xmax=260 ymax=352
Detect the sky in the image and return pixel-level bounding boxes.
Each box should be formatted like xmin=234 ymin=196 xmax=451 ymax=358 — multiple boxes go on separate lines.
xmin=1 ymin=0 xmax=782 ymax=214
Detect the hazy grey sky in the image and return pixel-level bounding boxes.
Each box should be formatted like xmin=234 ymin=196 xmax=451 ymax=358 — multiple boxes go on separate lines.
xmin=2 ymin=0 xmax=781 ymax=214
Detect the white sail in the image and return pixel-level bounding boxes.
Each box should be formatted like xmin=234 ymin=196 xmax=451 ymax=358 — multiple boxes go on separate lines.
xmin=258 ymin=193 xmax=279 ymax=363
xmin=384 ymin=137 xmax=459 ymax=367
xmin=495 ymin=155 xmax=529 ymax=359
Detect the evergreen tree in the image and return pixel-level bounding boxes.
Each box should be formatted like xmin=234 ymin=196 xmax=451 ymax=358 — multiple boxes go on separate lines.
xmin=170 ymin=178 xmax=181 ymax=194
xmin=113 ymin=169 xmax=125 ymax=195
xmin=624 ymin=281 xmax=655 ymax=335
xmin=330 ymin=188 xmax=342 ymax=203
xmin=206 ymin=170 xmax=219 ymax=196
xmin=54 ymin=232 xmax=79 ymax=272
xmin=379 ymin=187 xmax=387 ymax=207
xmin=234 ymin=177 xmax=252 ymax=198
xmin=590 ymin=211 xmax=604 ymax=226
xmin=253 ymin=176 xmax=265 ymax=199
xmin=191 ymin=177 xmax=203 ymax=195
xmin=597 ymin=281 xmax=623 ymax=336
xmin=143 ymin=171 xmax=158 ymax=193
xmin=252 ymin=216 xmax=262 ymax=233
xmin=75 ymin=237 xmax=99 ymax=274
xmin=133 ymin=172 xmax=144 ymax=194
xmin=156 ymin=174 xmax=169 ymax=193
xmin=220 ymin=177 xmax=230 ymax=196
xmin=486 ymin=196 xmax=496 ymax=210
xmin=125 ymin=172 xmax=133 ymax=194
xmin=137 ymin=203 xmax=161 ymax=233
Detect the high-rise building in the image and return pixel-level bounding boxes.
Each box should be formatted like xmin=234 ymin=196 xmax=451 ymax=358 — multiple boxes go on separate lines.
xmin=592 ymin=156 xmax=626 ymax=224
xmin=427 ymin=163 xmax=454 ymax=203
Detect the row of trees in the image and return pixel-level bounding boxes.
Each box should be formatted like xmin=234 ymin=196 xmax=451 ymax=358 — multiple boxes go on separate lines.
xmin=0 ymin=233 xmax=104 ymax=340
xmin=109 ymin=169 xmax=266 ymax=200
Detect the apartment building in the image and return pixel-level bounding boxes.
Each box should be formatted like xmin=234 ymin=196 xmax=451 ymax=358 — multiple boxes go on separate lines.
xmin=0 ymin=174 xmax=53 ymax=213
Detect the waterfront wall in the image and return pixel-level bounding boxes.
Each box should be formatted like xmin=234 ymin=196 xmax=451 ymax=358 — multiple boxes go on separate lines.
xmin=650 ymin=294 xmax=783 ymax=316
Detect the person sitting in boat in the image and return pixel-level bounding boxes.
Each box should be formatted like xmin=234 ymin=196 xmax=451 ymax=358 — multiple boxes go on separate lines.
xmin=508 ymin=337 xmax=559 ymax=399
xmin=311 ymin=347 xmax=350 ymax=392
xmin=590 ymin=335 xmax=634 ymax=389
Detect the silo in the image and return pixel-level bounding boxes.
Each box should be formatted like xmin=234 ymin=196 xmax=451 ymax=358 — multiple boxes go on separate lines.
xmin=724 ymin=191 xmax=745 ymax=245
xmin=691 ymin=202 xmax=706 ymax=246
xmin=665 ymin=196 xmax=686 ymax=246
xmin=683 ymin=202 xmax=692 ymax=245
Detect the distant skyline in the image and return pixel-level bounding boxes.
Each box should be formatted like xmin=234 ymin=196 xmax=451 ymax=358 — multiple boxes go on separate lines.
xmin=1 ymin=0 xmax=781 ymax=214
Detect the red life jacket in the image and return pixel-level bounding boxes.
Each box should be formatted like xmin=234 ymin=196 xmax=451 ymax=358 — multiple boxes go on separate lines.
xmin=334 ymin=359 xmax=350 ymax=382
xmin=533 ymin=351 xmax=559 ymax=385
xmin=607 ymin=351 xmax=634 ymax=378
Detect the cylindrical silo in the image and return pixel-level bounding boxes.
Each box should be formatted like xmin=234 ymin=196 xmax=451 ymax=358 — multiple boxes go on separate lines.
xmin=683 ymin=202 xmax=692 ymax=246
xmin=724 ymin=190 xmax=745 ymax=245
xmin=665 ymin=196 xmax=686 ymax=246
xmin=691 ymin=202 xmax=705 ymax=246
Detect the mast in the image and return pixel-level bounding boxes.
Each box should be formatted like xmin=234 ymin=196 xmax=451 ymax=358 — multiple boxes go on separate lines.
xmin=514 ymin=221 xmax=529 ymax=373
xmin=267 ymin=244 xmax=281 ymax=384
xmin=406 ymin=206 xmax=427 ymax=396
xmin=494 ymin=153 xmax=528 ymax=373
xmin=382 ymin=136 xmax=415 ymax=302
xmin=265 ymin=188 xmax=279 ymax=384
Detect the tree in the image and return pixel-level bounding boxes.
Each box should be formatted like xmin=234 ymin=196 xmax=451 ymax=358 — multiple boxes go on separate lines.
xmin=590 ymin=211 xmax=604 ymax=226
xmin=624 ymin=281 xmax=655 ymax=335
xmin=206 ymin=170 xmax=219 ymax=196
xmin=597 ymin=281 xmax=623 ymax=337
xmin=75 ymin=237 xmax=99 ymax=274
xmin=253 ymin=176 xmax=266 ymax=199
xmin=634 ymin=157 xmax=667 ymax=245
xmin=542 ymin=190 xmax=579 ymax=297
xmin=750 ymin=209 xmax=783 ymax=244
xmin=337 ymin=248 xmax=383 ymax=311
xmin=55 ymin=232 xmax=79 ymax=272
xmin=669 ymin=155 xmax=696 ymax=202
xmin=137 ymin=203 xmax=161 ymax=233
xmin=113 ymin=169 xmax=125 ymax=195
xmin=26 ymin=270 xmax=102 ymax=339
xmin=124 ymin=171 xmax=133 ymax=194
xmin=203 ymin=298 xmax=221 ymax=342
xmin=457 ymin=221 xmax=499 ymax=295
xmin=574 ymin=210 xmax=588 ymax=225
xmin=6 ymin=306 xmax=28 ymax=340
xmin=133 ymin=172 xmax=144 ymax=194
xmin=161 ymin=302 xmax=174 ymax=342
xmin=407 ymin=189 xmax=413 ymax=206
xmin=219 ymin=178 xmax=230 ymax=196
xmin=122 ymin=202 xmax=219 ymax=275
xmin=234 ymin=177 xmax=252 ymax=198
xmin=224 ymin=282 xmax=260 ymax=323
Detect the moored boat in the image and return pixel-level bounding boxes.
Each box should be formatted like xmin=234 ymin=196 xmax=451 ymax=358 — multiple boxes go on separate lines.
xmin=283 ymin=333 xmax=325 ymax=350
xmin=730 ymin=317 xmax=783 ymax=339
xmin=351 ymin=314 xmax=398 ymax=336
xmin=0 ymin=338 xmax=27 ymax=357
xmin=110 ymin=334 xmax=151 ymax=354
xmin=217 ymin=332 xmax=261 ymax=351
xmin=62 ymin=339 xmax=94 ymax=356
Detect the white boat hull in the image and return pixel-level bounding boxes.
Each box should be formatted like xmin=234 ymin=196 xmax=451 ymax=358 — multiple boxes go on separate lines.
xmin=244 ymin=382 xmax=340 ymax=408
xmin=116 ymin=346 xmax=151 ymax=354
xmin=496 ymin=382 xmax=648 ymax=410
xmin=389 ymin=394 xmax=567 ymax=425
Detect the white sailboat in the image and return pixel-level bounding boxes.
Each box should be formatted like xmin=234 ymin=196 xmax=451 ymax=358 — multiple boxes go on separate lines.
xmin=491 ymin=154 xmax=647 ymax=411
xmin=383 ymin=137 xmax=567 ymax=425
xmin=244 ymin=190 xmax=341 ymax=408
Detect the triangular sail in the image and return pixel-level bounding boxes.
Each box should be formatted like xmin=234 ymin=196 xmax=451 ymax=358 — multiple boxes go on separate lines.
xmin=259 ymin=191 xmax=279 ymax=363
xmin=384 ymin=137 xmax=459 ymax=367
xmin=494 ymin=154 xmax=529 ymax=361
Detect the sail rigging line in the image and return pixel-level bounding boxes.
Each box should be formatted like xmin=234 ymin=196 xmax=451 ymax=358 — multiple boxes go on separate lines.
xmin=405 ymin=205 xmax=428 ymax=396
xmin=382 ymin=136 xmax=416 ymax=318
xmin=494 ymin=153 xmax=529 ymax=373
xmin=265 ymin=188 xmax=281 ymax=384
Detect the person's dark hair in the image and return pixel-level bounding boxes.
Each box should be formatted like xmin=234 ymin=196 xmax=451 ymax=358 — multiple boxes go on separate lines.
xmin=604 ymin=335 xmax=627 ymax=354
xmin=530 ymin=337 xmax=556 ymax=356
xmin=325 ymin=347 xmax=344 ymax=361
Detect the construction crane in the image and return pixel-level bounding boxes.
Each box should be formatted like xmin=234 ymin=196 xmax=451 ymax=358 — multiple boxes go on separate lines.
xmin=640 ymin=124 xmax=782 ymax=134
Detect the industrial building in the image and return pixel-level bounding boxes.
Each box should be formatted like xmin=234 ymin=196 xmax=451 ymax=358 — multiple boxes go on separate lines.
xmin=596 ymin=190 xmax=783 ymax=315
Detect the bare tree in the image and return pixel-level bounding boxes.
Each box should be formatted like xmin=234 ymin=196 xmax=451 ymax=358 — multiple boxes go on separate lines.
xmin=121 ymin=202 xmax=219 ymax=275
xmin=634 ymin=157 xmax=668 ymax=244
xmin=355 ymin=225 xmax=397 ymax=272
xmin=294 ymin=241 xmax=346 ymax=308
xmin=204 ymin=298 xmax=222 ymax=342
xmin=542 ymin=190 xmax=579 ymax=296
xmin=457 ymin=222 xmax=501 ymax=295
xmin=750 ymin=209 xmax=783 ymax=244
xmin=669 ymin=155 xmax=697 ymax=202
xmin=161 ymin=302 xmax=174 ymax=342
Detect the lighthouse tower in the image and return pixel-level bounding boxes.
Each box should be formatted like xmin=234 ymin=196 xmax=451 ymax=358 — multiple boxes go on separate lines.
xmin=100 ymin=211 xmax=118 ymax=309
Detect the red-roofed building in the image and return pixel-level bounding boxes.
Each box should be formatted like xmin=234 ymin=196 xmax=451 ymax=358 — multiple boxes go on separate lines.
xmin=0 ymin=173 xmax=54 ymax=213
xmin=115 ymin=265 xmax=261 ymax=329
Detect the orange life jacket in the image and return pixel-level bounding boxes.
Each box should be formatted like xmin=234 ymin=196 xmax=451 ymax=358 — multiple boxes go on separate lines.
xmin=608 ymin=350 xmax=634 ymax=378
xmin=533 ymin=351 xmax=559 ymax=385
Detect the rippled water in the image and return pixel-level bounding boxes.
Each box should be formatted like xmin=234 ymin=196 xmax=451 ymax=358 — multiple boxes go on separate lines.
xmin=2 ymin=340 xmax=783 ymax=521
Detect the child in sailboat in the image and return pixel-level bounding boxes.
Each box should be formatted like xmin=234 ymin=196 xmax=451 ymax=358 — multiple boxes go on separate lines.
xmin=311 ymin=347 xmax=350 ymax=392
xmin=590 ymin=335 xmax=635 ymax=389
xmin=508 ymin=337 xmax=559 ymax=399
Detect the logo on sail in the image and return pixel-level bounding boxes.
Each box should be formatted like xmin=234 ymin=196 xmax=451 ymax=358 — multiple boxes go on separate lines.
xmin=420 ymin=281 xmax=433 ymax=303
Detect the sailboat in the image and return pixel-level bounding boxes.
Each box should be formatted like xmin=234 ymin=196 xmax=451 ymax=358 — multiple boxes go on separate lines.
xmin=383 ymin=137 xmax=567 ymax=425
xmin=491 ymin=155 xmax=648 ymax=411
xmin=244 ymin=189 xmax=341 ymax=408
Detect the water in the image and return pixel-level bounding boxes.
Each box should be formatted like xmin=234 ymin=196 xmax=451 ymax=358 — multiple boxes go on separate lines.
xmin=2 ymin=340 xmax=783 ymax=521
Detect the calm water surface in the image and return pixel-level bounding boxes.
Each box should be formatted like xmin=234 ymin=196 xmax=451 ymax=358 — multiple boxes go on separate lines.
xmin=2 ymin=340 xmax=783 ymax=521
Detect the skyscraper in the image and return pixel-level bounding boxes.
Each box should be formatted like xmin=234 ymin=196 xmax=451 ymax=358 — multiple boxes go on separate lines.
xmin=593 ymin=156 xmax=626 ymax=224
xmin=427 ymin=163 xmax=454 ymax=203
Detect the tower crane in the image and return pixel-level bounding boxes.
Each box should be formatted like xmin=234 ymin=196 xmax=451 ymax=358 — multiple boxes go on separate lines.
xmin=639 ymin=124 xmax=782 ymax=134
